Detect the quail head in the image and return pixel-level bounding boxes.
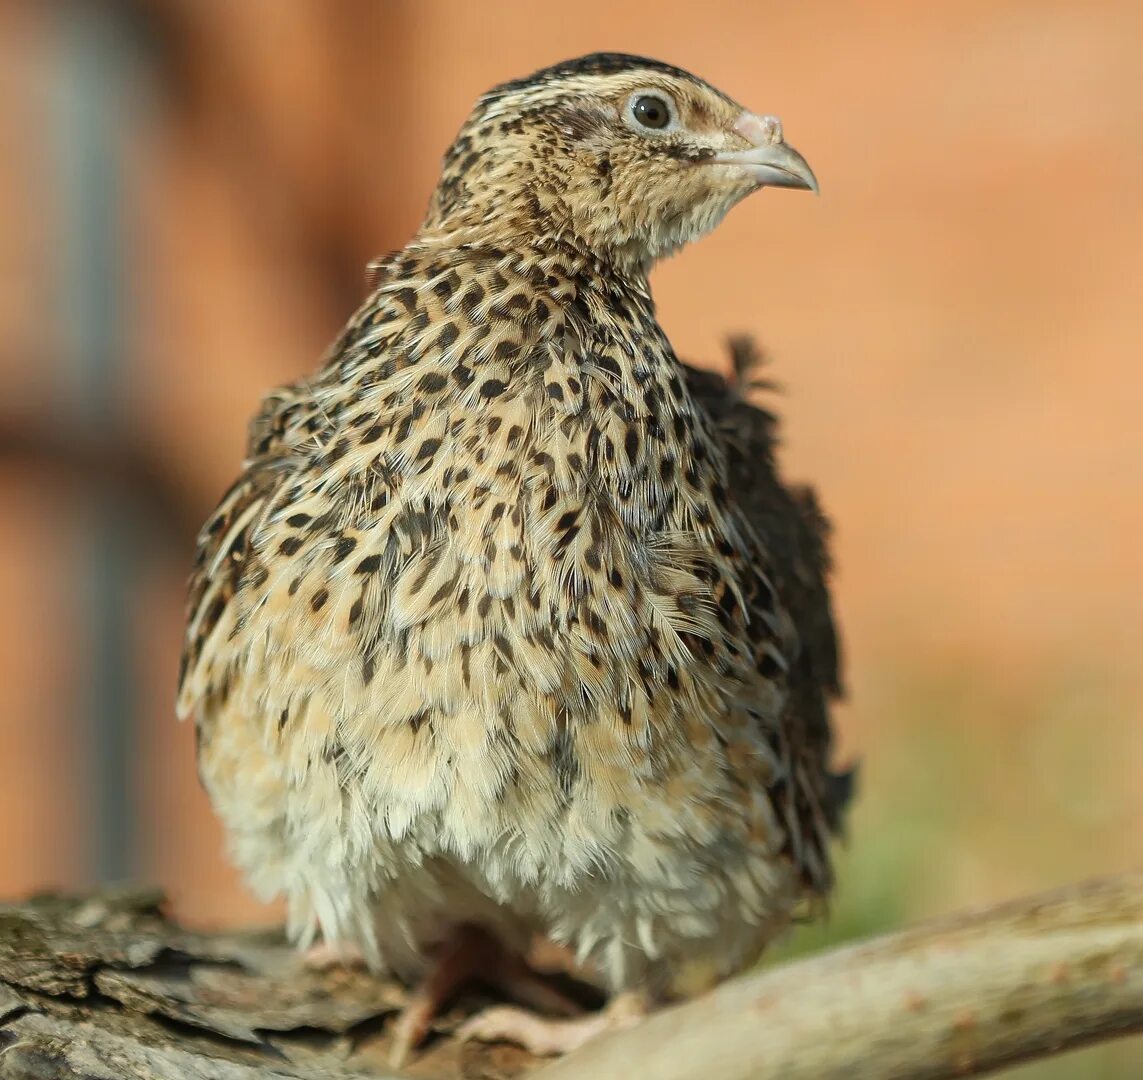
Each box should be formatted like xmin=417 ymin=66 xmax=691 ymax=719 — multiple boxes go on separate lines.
xmin=178 ymin=52 xmax=848 ymax=1062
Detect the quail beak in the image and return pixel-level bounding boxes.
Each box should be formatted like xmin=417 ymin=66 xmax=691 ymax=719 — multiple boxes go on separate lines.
xmin=712 ymin=112 xmax=819 ymax=194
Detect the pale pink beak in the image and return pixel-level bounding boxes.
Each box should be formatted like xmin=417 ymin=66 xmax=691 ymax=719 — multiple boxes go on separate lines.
xmin=711 ymin=111 xmax=819 ymax=194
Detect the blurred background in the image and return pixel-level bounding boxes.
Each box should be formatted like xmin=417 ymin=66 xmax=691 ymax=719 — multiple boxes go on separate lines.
xmin=2 ymin=1 xmax=1140 ymax=1075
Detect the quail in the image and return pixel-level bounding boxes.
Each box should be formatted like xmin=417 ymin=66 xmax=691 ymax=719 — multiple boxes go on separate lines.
xmin=178 ymin=53 xmax=849 ymax=1062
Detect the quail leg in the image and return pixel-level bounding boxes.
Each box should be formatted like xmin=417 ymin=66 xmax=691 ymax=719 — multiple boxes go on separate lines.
xmin=458 ymin=990 xmax=647 ymax=1057
xmin=301 ymin=939 xmax=366 ymax=969
xmin=388 ymin=924 xmax=582 ymax=1066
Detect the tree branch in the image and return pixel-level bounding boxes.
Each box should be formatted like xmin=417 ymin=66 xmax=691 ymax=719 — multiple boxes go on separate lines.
xmin=0 ymin=874 xmax=1139 ymax=1079
xmin=536 ymin=870 xmax=1143 ymax=1080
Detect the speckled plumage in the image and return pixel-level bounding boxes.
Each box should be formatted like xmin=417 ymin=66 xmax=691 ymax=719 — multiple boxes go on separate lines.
xmin=179 ymin=52 xmax=848 ymax=1044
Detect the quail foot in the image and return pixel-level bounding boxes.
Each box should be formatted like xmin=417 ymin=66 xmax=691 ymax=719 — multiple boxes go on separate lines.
xmin=179 ymin=52 xmax=849 ymax=1062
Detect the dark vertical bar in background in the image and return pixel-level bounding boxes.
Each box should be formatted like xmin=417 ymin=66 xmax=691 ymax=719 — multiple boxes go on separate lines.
xmin=53 ymin=1 xmax=146 ymax=882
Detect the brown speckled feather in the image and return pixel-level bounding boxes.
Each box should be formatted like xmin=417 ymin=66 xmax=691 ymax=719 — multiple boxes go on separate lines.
xmin=178 ymin=53 xmax=847 ymax=1012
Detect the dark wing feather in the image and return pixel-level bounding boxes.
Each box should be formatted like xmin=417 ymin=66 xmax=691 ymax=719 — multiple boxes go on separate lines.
xmin=176 ymin=377 xmax=314 ymax=718
xmin=684 ymin=337 xmax=853 ymax=841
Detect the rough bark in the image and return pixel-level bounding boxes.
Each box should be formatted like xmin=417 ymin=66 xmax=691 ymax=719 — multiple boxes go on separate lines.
xmin=0 ymin=874 xmax=1139 ymax=1080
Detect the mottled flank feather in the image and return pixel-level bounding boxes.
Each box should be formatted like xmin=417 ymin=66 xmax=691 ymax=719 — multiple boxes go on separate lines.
xmin=178 ymin=52 xmax=848 ymax=1053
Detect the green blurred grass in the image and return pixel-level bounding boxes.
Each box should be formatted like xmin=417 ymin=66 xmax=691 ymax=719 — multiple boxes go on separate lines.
xmin=764 ymin=658 xmax=1141 ymax=1078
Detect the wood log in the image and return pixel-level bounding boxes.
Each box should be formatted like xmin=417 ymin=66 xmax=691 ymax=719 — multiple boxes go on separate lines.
xmin=0 ymin=874 xmax=1139 ymax=1079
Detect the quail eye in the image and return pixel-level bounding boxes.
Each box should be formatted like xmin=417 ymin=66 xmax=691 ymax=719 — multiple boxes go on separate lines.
xmin=632 ymin=95 xmax=671 ymax=130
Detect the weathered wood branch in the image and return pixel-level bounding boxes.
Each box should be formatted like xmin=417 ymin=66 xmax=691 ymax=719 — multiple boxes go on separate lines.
xmin=0 ymin=874 xmax=1139 ymax=1079
xmin=537 ymin=870 xmax=1143 ymax=1080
